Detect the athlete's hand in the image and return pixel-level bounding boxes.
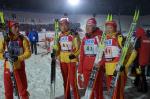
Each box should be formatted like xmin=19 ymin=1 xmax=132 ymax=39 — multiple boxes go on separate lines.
xmin=3 ymin=51 xmax=9 ymax=60
xmin=4 ymin=52 xmax=18 ymax=62
xmin=78 ymin=73 xmax=85 ymax=88
xmin=69 ymin=54 xmax=76 ymax=59
xmin=78 ymin=73 xmax=84 ymax=82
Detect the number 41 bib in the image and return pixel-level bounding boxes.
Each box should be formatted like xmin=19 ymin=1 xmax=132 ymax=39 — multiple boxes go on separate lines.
xmin=84 ymin=39 xmax=98 ymax=55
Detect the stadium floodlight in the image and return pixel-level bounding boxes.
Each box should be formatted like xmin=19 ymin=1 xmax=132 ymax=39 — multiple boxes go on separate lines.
xmin=68 ymin=0 xmax=80 ymax=6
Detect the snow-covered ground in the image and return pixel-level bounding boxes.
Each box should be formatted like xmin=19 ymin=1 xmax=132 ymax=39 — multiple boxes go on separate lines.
xmin=0 ymin=46 xmax=64 ymax=99
xmin=0 ymin=45 xmax=150 ymax=99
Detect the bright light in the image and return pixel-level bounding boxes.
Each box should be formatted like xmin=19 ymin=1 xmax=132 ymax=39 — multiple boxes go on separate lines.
xmin=68 ymin=0 xmax=80 ymax=6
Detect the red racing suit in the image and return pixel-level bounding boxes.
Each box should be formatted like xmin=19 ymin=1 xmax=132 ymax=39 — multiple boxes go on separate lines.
xmin=78 ymin=29 xmax=104 ymax=99
xmin=137 ymin=35 xmax=150 ymax=67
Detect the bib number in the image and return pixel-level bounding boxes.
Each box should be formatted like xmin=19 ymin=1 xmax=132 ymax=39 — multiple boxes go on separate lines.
xmin=84 ymin=39 xmax=97 ymax=55
xmin=84 ymin=45 xmax=97 ymax=55
xmin=60 ymin=36 xmax=72 ymax=51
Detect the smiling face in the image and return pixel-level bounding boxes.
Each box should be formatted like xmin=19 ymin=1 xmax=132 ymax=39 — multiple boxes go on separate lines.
xmin=60 ymin=22 xmax=69 ymax=33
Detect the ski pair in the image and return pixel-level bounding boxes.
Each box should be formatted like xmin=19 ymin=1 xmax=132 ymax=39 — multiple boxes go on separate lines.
xmin=109 ymin=10 xmax=140 ymax=98
xmin=84 ymin=14 xmax=113 ymax=99
xmin=50 ymin=19 xmax=59 ymax=99
xmin=0 ymin=11 xmax=20 ymax=99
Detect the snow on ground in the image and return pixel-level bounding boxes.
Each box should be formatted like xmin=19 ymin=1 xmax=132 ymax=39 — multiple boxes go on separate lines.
xmin=0 ymin=46 xmax=64 ymax=99
xmin=0 ymin=45 xmax=150 ymax=99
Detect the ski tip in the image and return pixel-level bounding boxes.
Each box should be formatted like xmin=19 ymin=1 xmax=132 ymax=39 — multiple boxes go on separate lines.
xmin=133 ymin=9 xmax=140 ymax=22
xmin=106 ymin=13 xmax=113 ymax=22
xmin=54 ymin=19 xmax=59 ymax=28
xmin=135 ymin=10 xmax=140 ymax=21
xmin=0 ymin=11 xmax=5 ymax=24
xmin=110 ymin=14 xmax=113 ymax=21
xmin=106 ymin=14 xmax=110 ymax=22
xmin=133 ymin=10 xmax=137 ymax=21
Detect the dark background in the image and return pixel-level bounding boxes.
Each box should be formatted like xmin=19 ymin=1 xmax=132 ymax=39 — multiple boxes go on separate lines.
xmin=0 ymin=0 xmax=149 ymax=15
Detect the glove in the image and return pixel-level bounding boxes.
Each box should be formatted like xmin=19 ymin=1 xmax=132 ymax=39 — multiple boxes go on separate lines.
xmin=78 ymin=73 xmax=85 ymax=88
xmin=9 ymin=55 xmax=18 ymax=62
xmin=69 ymin=54 xmax=76 ymax=59
xmin=3 ymin=52 xmax=18 ymax=62
xmin=120 ymin=66 xmax=125 ymax=72
xmin=78 ymin=73 xmax=84 ymax=81
xmin=113 ymin=66 xmax=125 ymax=76
xmin=3 ymin=51 xmax=9 ymax=60
xmin=136 ymin=66 xmax=141 ymax=75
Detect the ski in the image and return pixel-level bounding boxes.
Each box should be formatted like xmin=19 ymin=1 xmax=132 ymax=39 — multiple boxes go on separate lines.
xmin=8 ymin=55 xmax=20 ymax=99
xmin=109 ymin=10 xmax=140 ymax=97
xmin=84 ymin=14 xmax=112 ymax=99
xmin=41 ymin=51 xmax=50 ymax=57
xmin=0 ymin=11 xmax=20 ymax=99
xmin=50 ymin=19 xmax=59 ymax=99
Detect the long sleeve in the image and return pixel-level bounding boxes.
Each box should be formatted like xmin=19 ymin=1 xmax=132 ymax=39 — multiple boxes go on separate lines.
xmin=72 ymin=36 xmax=81 ymax=57
xmin=0 ymin=38 xmax=5 ymax=60
xmin=125 ymin=49 xmax=137 ymax=74
xmin=18 ymin=37 xmax=31 ymax=61
xmin=78 ymin=38 xmax=85 ymax=73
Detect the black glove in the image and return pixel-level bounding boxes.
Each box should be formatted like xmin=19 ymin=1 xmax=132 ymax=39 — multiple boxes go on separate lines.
xmin=120 ymin=66 xmax=125 ymax=72
xmin=113 ymin=70 xmax=117 ymax=76
xmin=10 ymin=55 xmax=18 ymax=62
xmin=69 ymin=54 xmax=76 ymax=59
xmin=3 ymin=52 xmax=18 ymax=62
xmin=113 ymin=66 xmax=125 ymax=76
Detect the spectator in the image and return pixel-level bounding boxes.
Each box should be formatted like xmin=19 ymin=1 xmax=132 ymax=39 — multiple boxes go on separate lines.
xmin=28 ymin=28 xmax=39 ymax=55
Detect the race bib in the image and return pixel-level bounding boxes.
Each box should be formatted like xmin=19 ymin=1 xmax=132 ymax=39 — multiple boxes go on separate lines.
xmin=105 ymin=46 xmax=120 ymax=59
xmin=8 ymin=41 xmax=23 ymax=56
xmin=60 ymin=36 xmax=72 ymax=51
xmin=84 ymin=39 xmax=97 ymax=55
